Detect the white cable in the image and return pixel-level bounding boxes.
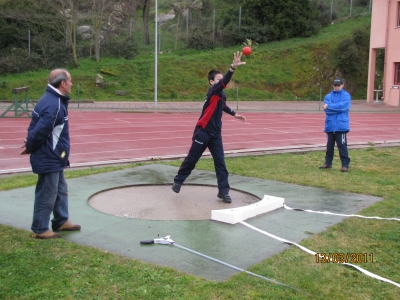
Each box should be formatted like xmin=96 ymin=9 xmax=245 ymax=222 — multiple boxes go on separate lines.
xmin=173 ymin=243 xmax=300 ymax=291
xmin=141 ymin=237 xmax=304 ymax=293
xmin=240 ymin=221 xmax=400 ymax=288
xmin=283 ymin=204 xmax=400 ymax=221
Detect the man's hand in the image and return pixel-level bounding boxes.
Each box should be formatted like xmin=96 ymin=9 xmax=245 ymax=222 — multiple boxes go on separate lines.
xmin=234 ymin=114 xmax=246 ymax=123
xmin=20 ymin=139 xmax=30 ymax=155
xmin=323 ymin=104 xmax=328 ymax=110
xmin=20 ymin=148 xmax=30 ymax=155
xmin=232 ymin=51 xmax=246 ymax=68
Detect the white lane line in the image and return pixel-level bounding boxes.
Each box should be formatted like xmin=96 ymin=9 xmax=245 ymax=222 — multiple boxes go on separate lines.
xmin=263 ymin=128 xmax=289 ymax=133
xmin=114 ymin=118 xmax=132 ymax=123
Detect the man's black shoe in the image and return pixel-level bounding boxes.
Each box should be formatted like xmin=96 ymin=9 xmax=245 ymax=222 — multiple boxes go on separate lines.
xmin=172 ymin=183 xmax=181 ymax=193
xmin=319 ymin=164 xmax=332 ymax=169
xmin=217 ymin=192 xmax=232 ymax=203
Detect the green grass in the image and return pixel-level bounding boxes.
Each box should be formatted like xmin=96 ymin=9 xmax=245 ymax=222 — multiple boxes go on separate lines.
xmin=1 ymin=146 xmax=400 ymax=299
xmin=0 ymin=15 xmax=371 ymax=102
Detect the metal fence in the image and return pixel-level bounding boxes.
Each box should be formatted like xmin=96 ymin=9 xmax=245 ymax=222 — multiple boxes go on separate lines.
xmin=20 ymin=0 xmax=373 ymax=58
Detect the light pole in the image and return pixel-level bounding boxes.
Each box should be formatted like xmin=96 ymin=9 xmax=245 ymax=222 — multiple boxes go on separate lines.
xmin=154 ymin=0 xmax=158 ymax=108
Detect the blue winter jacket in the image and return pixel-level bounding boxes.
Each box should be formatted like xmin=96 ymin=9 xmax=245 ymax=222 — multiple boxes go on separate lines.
xmin=323 ymin=88 xmax=351 ymax=133
xmin=25 ymin=85 xmax=70 ymax=174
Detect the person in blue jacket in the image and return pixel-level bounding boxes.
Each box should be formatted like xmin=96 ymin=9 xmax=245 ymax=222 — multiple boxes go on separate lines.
xmin=319 ymin=78 xmax=351 ymax=172
xmin=171 ymin=51 xmax=246 ymax=203
xmin=21 ymin=69 xmax=81 ymax=239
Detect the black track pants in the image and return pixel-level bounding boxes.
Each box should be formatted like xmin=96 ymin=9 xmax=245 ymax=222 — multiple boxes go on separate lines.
xmin=174 ymin=127 xmax=230 ymax=194
xmin=324 ymin=132 xmax=350 ymax=167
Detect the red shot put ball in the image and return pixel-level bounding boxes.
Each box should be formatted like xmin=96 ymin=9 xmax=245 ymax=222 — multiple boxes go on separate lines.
xmin=242 ymin=46 xmax=252 ymax=56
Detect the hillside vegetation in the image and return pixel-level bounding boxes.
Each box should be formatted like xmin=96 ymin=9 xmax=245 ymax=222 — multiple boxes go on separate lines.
xmin=0 ymin=15 xmax=371 ymax=102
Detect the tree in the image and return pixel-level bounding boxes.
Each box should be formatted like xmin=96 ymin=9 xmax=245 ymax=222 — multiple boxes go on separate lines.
xmin=1 ymin=0 xmax=81 ymax=66
xmin=89 ymin=0 xmax=108 ymax=62
xmin=37 ymin=0 xmax=80 ymax=66
xmin=335 ymin=27 xmax=370 ymax=76
xmin=311 ymin=48 xmax=335 ymax=105
xmin=334 ymin=26 xmax=371 ymax=97
xmin=126 ymin=0 xmax=138 ymax=45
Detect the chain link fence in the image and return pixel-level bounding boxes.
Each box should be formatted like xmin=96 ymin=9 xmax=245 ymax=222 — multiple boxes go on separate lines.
xmin=147 ymin=0 xmax=372 ymax=53
xmin=2 ymin=0 xmax=372 ymax=73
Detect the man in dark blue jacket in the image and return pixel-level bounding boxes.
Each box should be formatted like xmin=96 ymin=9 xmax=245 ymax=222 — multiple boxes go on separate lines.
xmin=172 ymin=52 xmax=246 ymax=203
xmin=319 ymin=78 xmax=351 ymax=172
xmin=22 ymin=69 xmax=81 ymax=239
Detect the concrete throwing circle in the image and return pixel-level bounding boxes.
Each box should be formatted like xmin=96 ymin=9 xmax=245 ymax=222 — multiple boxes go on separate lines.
xmin=88 ymin=184 xmax=261 ymax=221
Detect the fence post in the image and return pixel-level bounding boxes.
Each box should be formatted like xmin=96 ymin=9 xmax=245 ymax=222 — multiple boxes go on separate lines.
xmin=129 ymin=17 xmax=133 ymax=44
xmin=28 ymin=30 xmax=31 ymax=56
xmin=77 ymin=84 xmax=80 ymax=108
xmin=236 ymin=87 xmax=239 ymax=110
xmin=319 ymin=86 xmax=322 ymax=111
xmin=186 ymin=9 xmax=189 ymax=43
xmin=239 ymin=7 xmax=241 ymax=30
xmin=350 ymin=0 xmax=353 ymax=17
xmin=212 ymin=10 xmax=215 ymax=42
xmin=158 ymin=21 xmax=161 ymax=52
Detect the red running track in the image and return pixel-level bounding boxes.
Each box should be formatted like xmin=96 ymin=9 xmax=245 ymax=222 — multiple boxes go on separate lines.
xmin=1 ymin=111 xmax=400 ymax=173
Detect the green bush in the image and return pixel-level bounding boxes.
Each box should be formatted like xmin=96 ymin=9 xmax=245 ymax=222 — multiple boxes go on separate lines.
xmin=101 ymin=38 xmax=138 ymax=59
xmin=334 ymin=24 xmax=370 ymax=97
xmin=242 ymin=0 xmax=320 ymax=40
xmin=187 ymin=28 xmax=215 ymax=50
xmin=335 ymin=25 xmax=370 ymax=76
xmin=0 ymin=49 xmax=41 ymax=74
xmin=336 ymin=38 xmax=360 ymax=74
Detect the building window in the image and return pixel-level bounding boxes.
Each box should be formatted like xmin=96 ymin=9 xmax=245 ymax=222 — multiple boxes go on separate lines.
xmin=395 ymin=63 xmax=400 ymax=85
xmin=398 ymin=2 xmax=400 ymax=27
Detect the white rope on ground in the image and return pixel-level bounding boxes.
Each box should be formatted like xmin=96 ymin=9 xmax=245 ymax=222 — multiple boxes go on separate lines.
xmin=283 ymin=204 xmax=400 ymax=221
xmin=240 ymin=221 xmax=400 ymax=288
xmin=140 ymin=236 xmax=306 ymax=294
xmin=172 ymin=243 xmax=304 ymax=293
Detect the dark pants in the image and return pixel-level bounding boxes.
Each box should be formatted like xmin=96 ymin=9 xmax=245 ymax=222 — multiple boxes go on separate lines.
xmin=174 ymin=127 xmax=230 ymax=194
xmin=324 ymin=132 xmax=350 ymax=167
xmin=31 ymin=171 xmax=69 ymax=234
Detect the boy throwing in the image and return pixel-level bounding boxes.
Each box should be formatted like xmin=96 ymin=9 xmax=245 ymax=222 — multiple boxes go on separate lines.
xmin=171 ymin=51 xmax=246 ymax=203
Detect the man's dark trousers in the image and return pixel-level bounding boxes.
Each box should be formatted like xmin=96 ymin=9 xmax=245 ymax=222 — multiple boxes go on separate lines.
xmin=174 ymin=127 xmax=230 ymax=194
xmin=324 ymin=131 xmax=350 ymax=167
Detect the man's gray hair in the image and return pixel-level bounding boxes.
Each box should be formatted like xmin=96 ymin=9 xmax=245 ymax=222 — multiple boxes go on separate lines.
xmin=48 ymin=69 xmax=68 ymax=88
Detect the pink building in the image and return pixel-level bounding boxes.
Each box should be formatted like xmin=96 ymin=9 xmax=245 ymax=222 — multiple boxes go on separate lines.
xmin=367 ymin=0 xmax=400 ymax=106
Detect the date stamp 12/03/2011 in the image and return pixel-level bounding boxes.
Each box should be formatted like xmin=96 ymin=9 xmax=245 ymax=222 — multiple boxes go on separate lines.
xmin=315 ymin=253 xmax=373 ymax=264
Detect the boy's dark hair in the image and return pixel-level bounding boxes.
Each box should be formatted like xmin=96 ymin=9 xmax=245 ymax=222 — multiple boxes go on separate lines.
xmin=208 ymin=69 xmax=222 ymax=84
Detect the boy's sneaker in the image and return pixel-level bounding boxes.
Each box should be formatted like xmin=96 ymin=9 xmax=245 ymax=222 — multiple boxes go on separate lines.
xmin=217 ymin=192 xmax=232 ymax=203
xmin=319 ymin=164 xmax=332 ymax=169
xmin=172 ymin=183 xmax=181 ymax=193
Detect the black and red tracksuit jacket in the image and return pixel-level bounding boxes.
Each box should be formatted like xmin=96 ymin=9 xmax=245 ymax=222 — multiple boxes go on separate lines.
xmin=196 ymin=70 xmax=236 ymax=134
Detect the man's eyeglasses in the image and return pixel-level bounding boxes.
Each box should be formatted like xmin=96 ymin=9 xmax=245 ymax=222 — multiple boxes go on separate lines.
xmin=333 ymin=84 xmax=341 ymax=87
